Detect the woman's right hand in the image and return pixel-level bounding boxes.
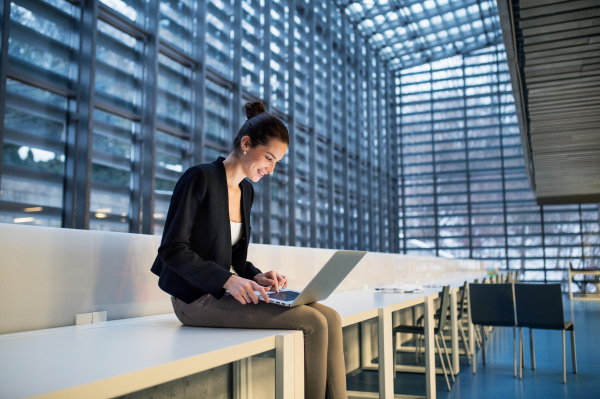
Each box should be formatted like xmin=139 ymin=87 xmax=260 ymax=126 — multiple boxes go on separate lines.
xmin=224 ymin=275 xmax=270 ymax=305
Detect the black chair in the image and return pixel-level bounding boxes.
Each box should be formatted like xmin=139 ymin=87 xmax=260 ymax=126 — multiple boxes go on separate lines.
xmin=514 ymin=283 xmax=577 ymax=383
xmin=469 ymin=283 xmax=518 ymax=377
xmin=413 ymin=281 xmax=472 ymax=366
xmin=392 ymin=286 xmax=455 ymax=391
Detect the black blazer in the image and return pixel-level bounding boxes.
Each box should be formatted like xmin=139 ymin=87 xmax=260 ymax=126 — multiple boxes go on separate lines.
xmin=151 ymin=157 xmax=262 ymax=304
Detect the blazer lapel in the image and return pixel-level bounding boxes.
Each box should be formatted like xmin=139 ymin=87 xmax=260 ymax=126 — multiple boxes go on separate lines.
xmin=240 ymin=180 xmax=251 ymax=242
xmin=216 ymin=158 xmax=232 ymax=261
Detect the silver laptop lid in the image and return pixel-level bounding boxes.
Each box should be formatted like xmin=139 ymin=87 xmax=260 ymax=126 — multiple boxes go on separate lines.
xmin=290 ymin=250 xmax=367 ymax=306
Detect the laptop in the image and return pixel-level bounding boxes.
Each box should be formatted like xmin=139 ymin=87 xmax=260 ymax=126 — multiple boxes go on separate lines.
xmin=255 ymin=250 xmax=367 ymax=307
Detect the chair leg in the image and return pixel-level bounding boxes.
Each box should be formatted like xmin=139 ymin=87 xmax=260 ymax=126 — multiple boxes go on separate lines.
xmin=571 ymin=330 xmax=577 ymax=374
xmin=482 ymin=326 xmax=486 ymax=366
xmin=530 ymin=328 xmax=536 ymax=370
xmin=459 ymin=322 xmax=471 ymax=365
xmin=415 ymin=333 xmax=420 ymax=364
xmin=475 ymin=326 xmax=482 ymax=349
xmin=435 ymin=334 xmax=451 ymax=392
xmin=562 ymin=330 xmax=566 ymax=384
xmin=472 ymin=325 xmax=477 ymax=375
xmin=518 ymin=327 xmax=522 ymax=379
xmin=440 ymin=331 xmax=455 ymax=382
xmin=520 ymin=328 xmax=524 ymax=370
xmin=393 ymin=333 xmax=397 ymax=380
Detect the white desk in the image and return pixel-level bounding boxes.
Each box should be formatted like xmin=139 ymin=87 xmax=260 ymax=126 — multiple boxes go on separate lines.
xmin=0 ymin=314 xmax=303 ymax=399
xmin=322 ymin=276 xmax=478 ymax=399
xmin=568 ymin=269 xmax=600 ymax=300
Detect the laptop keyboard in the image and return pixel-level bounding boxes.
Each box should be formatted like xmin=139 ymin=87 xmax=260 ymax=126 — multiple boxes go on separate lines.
xmin=268 ymin=291 xmax=300 ymax=301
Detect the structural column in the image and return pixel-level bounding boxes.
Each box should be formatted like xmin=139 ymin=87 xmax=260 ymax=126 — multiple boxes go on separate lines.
xmin=138 ymin=0 xmax=160 ymax=234
xmin=287 ymin=0 xmax=297 ymax=246
xmin=66 ymin=0 xmax=98 ymax=229
xmin=308 ymin=0 xmax=317 ymax=248
xmin=340 ymin=11 xmax=350 ymax=249
xmin=262 ymin=0 xmax=273 ymax=243
xmin=192 ymin=0 xmax=207 ymax=167
xmin=354 ymin=26 xmax=363 ymax=250
xmin=232 ymin=0 xmax=243 ymax=139
xmin=366 ymin=44 xmax=376 ymax=251
xmin=326 ymin=0 xmax=335 ymax=249
xmin=0 ymin=0 xmax=10 ymax=189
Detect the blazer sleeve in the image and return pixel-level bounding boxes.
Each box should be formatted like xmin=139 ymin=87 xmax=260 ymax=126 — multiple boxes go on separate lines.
xmin=157 ymin=168 xmax=232 ymax=299
xmin=243 ymin=182 xmax=263 ymax=280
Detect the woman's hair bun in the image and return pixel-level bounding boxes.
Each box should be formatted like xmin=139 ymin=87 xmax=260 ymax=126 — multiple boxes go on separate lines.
xmin=244 ymin=101 xmax=266 ymax=120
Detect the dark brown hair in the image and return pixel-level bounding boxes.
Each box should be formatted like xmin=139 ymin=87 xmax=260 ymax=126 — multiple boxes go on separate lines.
xmin=233 ymin=102 xmax=289 ymax=157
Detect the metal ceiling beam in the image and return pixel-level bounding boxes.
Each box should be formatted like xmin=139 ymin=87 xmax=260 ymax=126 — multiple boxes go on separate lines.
xmin=496 ymin=0 xmax=534 ymax=191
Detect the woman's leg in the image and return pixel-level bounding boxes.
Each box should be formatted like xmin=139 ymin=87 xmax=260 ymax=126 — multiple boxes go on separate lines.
xmin=172 ymin=295 xmax=346 ymax=399
xmin=307 ymin=303 xmax=347 ymax=399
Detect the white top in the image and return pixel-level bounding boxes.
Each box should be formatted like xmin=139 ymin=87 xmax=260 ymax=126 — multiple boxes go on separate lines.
xmin=230 ymin=221 xmax=243 ymax=246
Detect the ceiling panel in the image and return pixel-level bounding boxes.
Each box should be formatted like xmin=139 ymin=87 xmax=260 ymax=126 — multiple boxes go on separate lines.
xmin=335 ymin=0 xmax=504 ymax=71
xmin=498 ymin=0 xmax=600 ymax=204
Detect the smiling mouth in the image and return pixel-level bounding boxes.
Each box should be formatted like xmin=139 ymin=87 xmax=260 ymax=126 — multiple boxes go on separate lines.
xmin=258 ymin=170 xmax=265 ymax=177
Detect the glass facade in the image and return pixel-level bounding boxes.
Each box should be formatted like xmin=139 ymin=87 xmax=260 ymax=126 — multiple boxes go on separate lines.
xmin=0 ymin=0 xmax=598 ymax=287
xmin=394 ymin=45 xmax=600 ymax=285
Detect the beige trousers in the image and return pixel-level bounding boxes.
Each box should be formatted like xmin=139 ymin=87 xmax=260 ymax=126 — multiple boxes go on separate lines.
xmin=172 ymin=294 xmax=347 ymax=399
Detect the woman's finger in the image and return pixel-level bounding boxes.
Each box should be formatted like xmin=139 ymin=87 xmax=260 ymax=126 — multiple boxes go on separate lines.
xmin=246 ymin=286 xmax=259 ymax=304
xmin=253 ymin=283 xmax=270 ymax=303
xmin=235 ymin=293 xmax=247 ymax=305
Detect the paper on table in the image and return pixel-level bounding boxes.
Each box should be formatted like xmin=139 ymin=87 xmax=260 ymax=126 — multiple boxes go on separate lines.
xmin=374 ymin=283 xmax=425 ymax=294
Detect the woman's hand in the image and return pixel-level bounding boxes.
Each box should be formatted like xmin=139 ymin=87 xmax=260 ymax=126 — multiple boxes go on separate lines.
xmin=224 ymin=275 xmax=270 ymax=305
xmin=254 ymin=271 xmax=288 ymax=293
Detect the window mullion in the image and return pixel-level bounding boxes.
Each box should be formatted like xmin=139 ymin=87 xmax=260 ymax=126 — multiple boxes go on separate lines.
xmin=138 ymin=0 xmax=160 ymax=234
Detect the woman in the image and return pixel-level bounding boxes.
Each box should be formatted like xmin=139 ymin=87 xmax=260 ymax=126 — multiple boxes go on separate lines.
xmin=151 ymin=101 xmax=347 ymax=399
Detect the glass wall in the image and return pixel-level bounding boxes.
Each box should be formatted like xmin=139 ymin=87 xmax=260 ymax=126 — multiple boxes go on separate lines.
xmin=0 ymin=0 xmax=395 ymax=252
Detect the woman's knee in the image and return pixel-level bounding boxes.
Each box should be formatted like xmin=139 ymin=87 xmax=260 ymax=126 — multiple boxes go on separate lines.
xmin=298 ymin=306 xmax=329 ymax=336
xmin=311 ymin=303 xmax=342 ymax=330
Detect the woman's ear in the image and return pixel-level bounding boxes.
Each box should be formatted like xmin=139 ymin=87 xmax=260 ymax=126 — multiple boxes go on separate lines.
xmin=241 ymin=136 xmax=252 ymax=151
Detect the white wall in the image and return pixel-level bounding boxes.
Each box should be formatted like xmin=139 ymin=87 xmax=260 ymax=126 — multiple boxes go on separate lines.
xmin=0 ymin=224 xmax=486 ymax=335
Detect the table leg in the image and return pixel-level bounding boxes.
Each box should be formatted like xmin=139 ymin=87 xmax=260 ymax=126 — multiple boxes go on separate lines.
xmin=378 ymin=308 xmax=394 ymax=399
xmin=467 ymin=285 xmax=475 ymax=373
xmin=276 ymin=331 xmax=303 ymax=399
xmin=361 ymin=320 xmax=373 ymax=369
xmin=568 ymin=270 xmax=573 ymax=300
xmin=424 ymin=294 xmax=436 ymax=399
xmin=233 ymin=357 xmax=252 ymax=399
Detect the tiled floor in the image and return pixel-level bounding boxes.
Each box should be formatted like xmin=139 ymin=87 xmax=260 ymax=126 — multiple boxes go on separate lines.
xmin=346 ymin=298 xmax=600 ymax=398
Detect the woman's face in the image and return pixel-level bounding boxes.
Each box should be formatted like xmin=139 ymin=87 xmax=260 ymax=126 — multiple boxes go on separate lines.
xmin=240 ymin=136 xmax=288 ymax=183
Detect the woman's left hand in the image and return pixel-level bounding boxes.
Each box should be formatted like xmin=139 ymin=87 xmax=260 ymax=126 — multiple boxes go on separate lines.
xmin=254 ymin=271 xmax=288 ymax=293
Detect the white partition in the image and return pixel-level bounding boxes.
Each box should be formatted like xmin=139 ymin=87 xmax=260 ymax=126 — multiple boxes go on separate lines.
xmin=247 ymin=244 xmax=485 ymax=293
xmin=0 ymin=224 xmax=167 ymax=335
xmin=0 ymin=224 xmax=486 ymax=335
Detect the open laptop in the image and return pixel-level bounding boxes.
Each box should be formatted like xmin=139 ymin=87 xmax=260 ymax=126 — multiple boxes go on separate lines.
xmin=255 ymin=250 xmax=367 ymax=307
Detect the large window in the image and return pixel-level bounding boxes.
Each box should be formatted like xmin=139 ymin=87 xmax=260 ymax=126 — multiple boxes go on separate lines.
xmin=1 ymin=0 xmax=75 ymax=227
xmin=395 ymin=44 xmax=600 ymax=285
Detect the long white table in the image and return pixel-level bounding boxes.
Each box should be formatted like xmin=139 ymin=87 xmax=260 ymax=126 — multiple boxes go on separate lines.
xmin=0 ymin=276 xmax=479 ymax=399
xmin=0 ymin=315 xmax=303 ymax=399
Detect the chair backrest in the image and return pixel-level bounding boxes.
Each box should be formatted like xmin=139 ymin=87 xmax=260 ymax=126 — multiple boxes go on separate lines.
xmin=469 ymin=283 xmax=516 ymax=327
xmin=514 ymin=283 xmax=565 ymax=330
xmin=437 ymin=286 xmax=451 ymax=332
